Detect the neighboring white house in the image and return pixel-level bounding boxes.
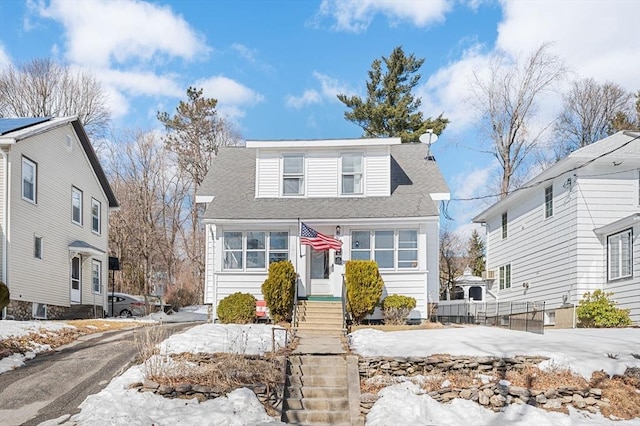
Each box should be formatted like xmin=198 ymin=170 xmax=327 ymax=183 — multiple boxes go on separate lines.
xmin=196 ymin=138 xmax=450 ymax=321
xmin=473 ymin=131 xmax=640 ymax=325
xmin=0 ymin=117 xmax=119 ymax=320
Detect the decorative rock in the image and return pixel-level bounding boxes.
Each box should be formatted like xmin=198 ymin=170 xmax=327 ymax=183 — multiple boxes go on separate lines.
xmin=535 ymin=394 xmax=547 ymax=404
xmin=509 ymin=386 xmax=530 ymax=398
xmin=544 ymin=389 xmax=557 ymax=399
xmin=543 ymin=399 xmax=562 ymax=410
xmin=479 ymin=393 xmax=490 ymax=406
xmin=585 ymin=397 xmax=597 ymax=406
xmin=361 ymin=393 xmax=379 ymax=403
xmin=157 ymin=384 xmax=175 ymax=395
xmin=483 ymin=388 xmax=494 ymax=397
xmin=562 ymin=396 xmax=573 ymax=403
xmin=589 ymin=388 xmax=602 ymax=396
xmin=143 ymin=380 xmax=160 ymax=391
xmin=459 ymin=389 xmax=472 ymax=399
xmin=175 ymin=383 xmax=192 ymax=393
xmin=490 ymin=394 xmax=506 ymax=407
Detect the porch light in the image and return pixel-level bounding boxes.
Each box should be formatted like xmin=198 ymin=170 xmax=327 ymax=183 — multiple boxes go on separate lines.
xmin=335 ymin=225 xmax=341 ymax=236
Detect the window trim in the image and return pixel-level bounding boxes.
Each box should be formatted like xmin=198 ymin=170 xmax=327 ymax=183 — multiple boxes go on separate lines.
xmin=22 ymin=156 xmax=37 ymax=203
xmin=91 ymin=198 xmax=101 ymax=234
xmin=340 ymin=152 xmax=364 ymax=195
xmin=350 ymin=229 xmax=419 ymax=270
xmin=34 ymin=235 xmax=43 ymax=259
xmin=544 ymin=185 xmax=553 ymax=218
xmin=72 ymin=187 xmax=83 ymax=225
xmin=92 ymin=260 xmax=102 ymax=294
xmin=223 ymin=231 xmax=289 ymax=271
xmin=282 ymin=154 xmax=305 ymax=196
xmin=607 ymin=228 xmax=632 ymax=281
xmin=499 ymin=263 xmax=511 ymax=290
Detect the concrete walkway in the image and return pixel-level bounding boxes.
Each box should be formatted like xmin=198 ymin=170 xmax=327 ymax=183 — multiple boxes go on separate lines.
xmin=293 ymin=330 xmax=346 ymax=355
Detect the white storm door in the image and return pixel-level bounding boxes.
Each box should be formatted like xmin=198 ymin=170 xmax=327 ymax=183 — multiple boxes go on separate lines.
xmin=71 ymin=256 xmax=81 ymax=303
xmin=309 ymin=248 xmax=331 ymax=295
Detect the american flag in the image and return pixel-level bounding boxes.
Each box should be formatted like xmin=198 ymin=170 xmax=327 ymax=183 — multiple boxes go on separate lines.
xmin=300 ymin=222 xmax=343 ymax=251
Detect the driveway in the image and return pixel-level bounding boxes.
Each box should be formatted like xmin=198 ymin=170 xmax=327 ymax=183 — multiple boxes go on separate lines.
xmin=0 ymin=322 xmax=199 ymax=426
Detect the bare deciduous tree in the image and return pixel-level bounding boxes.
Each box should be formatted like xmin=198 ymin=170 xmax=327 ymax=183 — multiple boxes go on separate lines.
xmin=157 ymin=87 xmax=243 ymax=302
xmin=439 ymin=226 xmax=466 ymax=300
xmin=107 ymin=129 xmax=189 ymax=297
xmin=554 ymin=79 xmax=633 ymax=158
xmin=470 ymin=44 xmax=567 ymax=198
xmin=0 ymin=58 xmax=111 ymax=138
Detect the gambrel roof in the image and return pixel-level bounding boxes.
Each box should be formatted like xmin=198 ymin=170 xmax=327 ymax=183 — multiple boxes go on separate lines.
xmin=198 ymin=142 xmax=449 ymax=221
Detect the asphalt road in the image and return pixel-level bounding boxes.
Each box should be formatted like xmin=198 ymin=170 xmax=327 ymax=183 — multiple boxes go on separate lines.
xmin=0 ymin=321 xmax=200 ymax=426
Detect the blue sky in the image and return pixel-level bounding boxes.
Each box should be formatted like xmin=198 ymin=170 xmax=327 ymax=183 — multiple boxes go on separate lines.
xmin=1 ymin=0 xmax=638 ymax=234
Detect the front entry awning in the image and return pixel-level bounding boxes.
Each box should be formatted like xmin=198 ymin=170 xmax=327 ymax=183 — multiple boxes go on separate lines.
xmin=68 ymin=240 xmax=105 ymax=257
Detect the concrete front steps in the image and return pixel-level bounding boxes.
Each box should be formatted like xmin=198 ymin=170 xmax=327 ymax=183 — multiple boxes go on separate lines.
xmin=283 ymin=355 xmax=352 ymax=426
xmin=295 ymin=299 xmax=344 ymax=333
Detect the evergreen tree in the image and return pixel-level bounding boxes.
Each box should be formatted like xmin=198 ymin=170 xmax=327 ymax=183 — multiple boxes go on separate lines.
xmin=467 ymin=229 xmax=485 ymax=277
xmin=337 ymin=46 xmax=448 ymax=143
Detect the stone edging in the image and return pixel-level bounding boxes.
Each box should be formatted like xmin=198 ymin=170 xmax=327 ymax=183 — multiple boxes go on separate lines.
xmin=358 ymin=355 xmax=609 ymax=415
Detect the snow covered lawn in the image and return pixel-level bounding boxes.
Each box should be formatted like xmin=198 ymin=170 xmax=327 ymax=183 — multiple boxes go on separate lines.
xmin=3 ymin=319 xmax=640 ymax=425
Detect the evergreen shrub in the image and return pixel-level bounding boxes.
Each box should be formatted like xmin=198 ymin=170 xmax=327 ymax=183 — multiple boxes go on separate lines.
xmin=576 ymin=289 xmax=631 ymax=328
xmin=345 ymin=260 xmax=384 ymax=324
xmin=0 ymin=282 xmax=8 ymax=311
xmin=261 ymin=260 xmax=296 ymax=323
xmin=217 ymin=292 xmax=256 ymax=324
xmin=382 ymin=294 xmax=416 ymax=325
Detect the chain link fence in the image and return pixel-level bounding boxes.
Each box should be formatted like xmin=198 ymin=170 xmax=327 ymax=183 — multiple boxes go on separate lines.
xmin=436 ymin=300 xmax=545 ymax=334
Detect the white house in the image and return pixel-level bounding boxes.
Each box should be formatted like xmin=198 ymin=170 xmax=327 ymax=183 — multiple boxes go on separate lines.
xmin=473 ymin=131 xmax=640 ymax=326
xmin=0 ymin=117 xmax=118 ymax=320
xmin=196 ymin=137 xmax=450 ymax=321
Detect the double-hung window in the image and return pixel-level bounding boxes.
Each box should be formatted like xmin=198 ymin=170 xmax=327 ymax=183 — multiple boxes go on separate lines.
xmin=91 ymin=198 xmax=101 ymax=234
xmin=282 ymin=154 xmax=304 ymax=196
xmin=350 ymin=230 xmax=418 ymax=269
xmin=545 ymin=185 xmax=553 ymax=218
xmin=608 ymin=229 xmax=632 ymax=281
xmin=499 ymin=264 xmax=511 ymax=290
xmin=341 ymin=153 xmax=363 ymax=195
xmin=223 ymin=231 xmax=289 ymax=270
xmin=22 ymin=157 xmax=37 ymax=203
xmin=72 ymin=187 xmax=83 ymax=225
xmin=92 ymin=260 xmax=102 ymax=294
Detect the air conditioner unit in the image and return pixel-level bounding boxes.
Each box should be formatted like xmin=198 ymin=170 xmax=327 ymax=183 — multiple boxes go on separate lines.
xmin=482 ymin=270 xmax=496 ymax=280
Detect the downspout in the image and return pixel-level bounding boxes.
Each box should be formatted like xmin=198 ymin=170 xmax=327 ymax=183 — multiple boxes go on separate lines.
xmin=1 ymin=149 xmax=8 ymax=319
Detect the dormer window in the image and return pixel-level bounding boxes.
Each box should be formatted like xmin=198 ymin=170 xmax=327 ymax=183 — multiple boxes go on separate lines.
xmin=341 ymin=153 xmax=363 ymax=195
xmin=282 ymin=154 xmax=304 ymax=196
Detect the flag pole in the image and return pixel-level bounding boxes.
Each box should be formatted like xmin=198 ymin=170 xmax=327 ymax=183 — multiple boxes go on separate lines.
xmin=298 ymin=218 xmax=302 ymax=258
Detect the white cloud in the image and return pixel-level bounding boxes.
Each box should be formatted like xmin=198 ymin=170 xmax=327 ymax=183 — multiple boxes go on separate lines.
xmin=0 ymin=43 xmax=12 ymax=69
xmin=231 ymin=43 xmax=256 ymax=63
xmin=286 ymin=72 xmax=351 ymax=109
xmin=34 ymin=0 xmax=209 ymax=67
xmin=317 ymin=0 xmax=451 ymax=33
xmin=98 ymin=69 xmax=183 ymax=98
xmin=496 ymin=0 xmax=640 ymax=90
xmin=286 ymin=90 xmax=322 ymax=109
xmin=195 ymin=76 xmax=265 ymax=120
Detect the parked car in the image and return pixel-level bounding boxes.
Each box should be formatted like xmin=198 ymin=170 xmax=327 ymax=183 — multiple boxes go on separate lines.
xmin=107 ymin=293 xmax=146 ymax=317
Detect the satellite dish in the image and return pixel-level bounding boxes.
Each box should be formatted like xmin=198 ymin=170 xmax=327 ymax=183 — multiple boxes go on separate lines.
xmin=419 ymin=130 xmax=438 ymax=160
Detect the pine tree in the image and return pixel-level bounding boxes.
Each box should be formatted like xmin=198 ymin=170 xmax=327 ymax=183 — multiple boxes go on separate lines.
xmin=467 ymin=229 xmax=485 ymax=277
xmin=337 ymin=46 xmax=448 ymax=143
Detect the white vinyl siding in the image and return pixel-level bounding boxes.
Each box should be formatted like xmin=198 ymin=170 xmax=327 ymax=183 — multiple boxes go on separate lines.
xmin=255 ymin=153 xmax=280 ymax=198
xmin=22 ymin=156 xmax=37 ymax=203
xmin=8 ymin=123 xmax=110 ymax=308
xmin=254 ymin=146 xmax=391 ymax=198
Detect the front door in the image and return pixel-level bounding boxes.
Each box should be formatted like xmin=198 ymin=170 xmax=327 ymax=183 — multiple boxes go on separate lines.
xmin=71 ymin=256 xmax=81 ymax=303
xmin=309 ymin=248 xmax=331 ymax=295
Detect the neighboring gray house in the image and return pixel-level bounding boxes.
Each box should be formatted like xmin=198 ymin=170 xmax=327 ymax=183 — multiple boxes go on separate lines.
xmin=196 ymin=138 xmax=450 ymax=321
xmin=473 ymin=131 xmax=640 ymax=326
xmin=0 ymin=117 xmax=118 ymax=320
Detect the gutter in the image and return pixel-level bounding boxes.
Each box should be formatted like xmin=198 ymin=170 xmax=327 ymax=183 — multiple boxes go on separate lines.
xmin=0 ymin=149 xmax=7 ymax=319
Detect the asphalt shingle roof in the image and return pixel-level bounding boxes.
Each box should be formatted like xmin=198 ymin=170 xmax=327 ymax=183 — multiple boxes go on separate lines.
xmin=198 ymin=142 xmax=449 ymax=221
